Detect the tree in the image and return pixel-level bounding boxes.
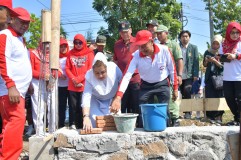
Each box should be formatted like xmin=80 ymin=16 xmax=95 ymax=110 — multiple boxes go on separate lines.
xmin=203 ymin=0 xmax=241 ymax=35
xmin=26 ymin=13 xmax=68 ymax=49
xmin=93 ymin=0 xmax=182 ymax=52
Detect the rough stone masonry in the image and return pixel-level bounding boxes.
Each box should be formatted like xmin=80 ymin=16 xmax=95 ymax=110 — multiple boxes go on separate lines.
xmin=50 ymin=126 xmax=239 ymax=160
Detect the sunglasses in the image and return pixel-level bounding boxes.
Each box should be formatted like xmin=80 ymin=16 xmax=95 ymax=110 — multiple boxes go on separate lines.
xmin=74 ymin=41 xmax=83 ymax=45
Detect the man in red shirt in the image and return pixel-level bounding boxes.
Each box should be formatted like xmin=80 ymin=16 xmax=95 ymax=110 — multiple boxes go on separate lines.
xmin=113 ymin=20 xmax=140 ymax=119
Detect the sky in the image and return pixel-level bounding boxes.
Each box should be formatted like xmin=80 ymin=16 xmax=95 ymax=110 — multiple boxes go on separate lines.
xmin=13 ymin=0 xmax=211 ymax=54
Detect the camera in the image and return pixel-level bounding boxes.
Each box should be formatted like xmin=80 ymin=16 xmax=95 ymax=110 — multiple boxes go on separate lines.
xmin=206 ymin=55 xmax=211 ymax=59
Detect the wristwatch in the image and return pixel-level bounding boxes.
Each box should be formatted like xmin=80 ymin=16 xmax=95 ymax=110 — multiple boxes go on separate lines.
xmin=83 ymin=114 xmax=89 ymax=118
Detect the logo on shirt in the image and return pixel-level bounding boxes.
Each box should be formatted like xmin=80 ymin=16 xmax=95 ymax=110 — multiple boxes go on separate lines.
xmin=71 ymin=56 xmax=87 ymax=67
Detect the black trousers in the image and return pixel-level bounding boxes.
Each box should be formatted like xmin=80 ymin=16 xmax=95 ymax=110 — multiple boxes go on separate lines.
xmin=121 ymin=83 xmax=140 ymax=114
xmin=58 ymin=87 xmax=71 ymax=128
xmin=180 ymin=78 xmax=193 ymax=115
xmin=205 ymin=79 xmax=224 ymax=119
xmin=223 ymin=81 xmax=241 ymax=121
xmin=69 ymin=91 xmax=83 ymax=129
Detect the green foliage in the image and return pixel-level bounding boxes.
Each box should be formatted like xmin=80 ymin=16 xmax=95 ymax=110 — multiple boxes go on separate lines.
xmin=93 ymin=0 xmax=182 ymax=52
xmin=26 ymin=13 xmax=68 ymax=49
xmin=203 ymin=0 xmax=241 ymax=36
xmin=26 ymin=14 xmax=41 ymax=49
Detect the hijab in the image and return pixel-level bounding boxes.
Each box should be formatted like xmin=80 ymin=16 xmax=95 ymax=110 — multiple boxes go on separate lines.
xmin=85 ymin=52 xmax=117 ymax=95
xmin=59 ymin=38 xmax=69 ymax=58
xmin=208 ymin=34 xmax=222 ymax=55
xmin=222 ymin=22 xmax=241 ymax=54
xmin=69 ymin=34 xmax=92 ymax=56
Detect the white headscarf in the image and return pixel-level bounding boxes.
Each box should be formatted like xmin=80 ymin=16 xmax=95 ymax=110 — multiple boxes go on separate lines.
xmin=85 ymin=52 xmax=117 ymax=95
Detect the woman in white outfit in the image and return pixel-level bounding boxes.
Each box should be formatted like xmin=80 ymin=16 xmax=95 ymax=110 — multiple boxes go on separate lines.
xmin=82 ymin=52 xmax=122 ymax=131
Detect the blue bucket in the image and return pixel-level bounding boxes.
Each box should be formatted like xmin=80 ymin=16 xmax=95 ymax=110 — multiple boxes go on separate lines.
xmin=140 ymin=103 xmax=168 ymax=131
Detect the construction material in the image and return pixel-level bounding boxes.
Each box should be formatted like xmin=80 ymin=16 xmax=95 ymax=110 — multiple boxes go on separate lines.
xmin=80 ymin=128 xmax=103 ymax=135
xmin=96 ymin=115 xmax=116 ymax=131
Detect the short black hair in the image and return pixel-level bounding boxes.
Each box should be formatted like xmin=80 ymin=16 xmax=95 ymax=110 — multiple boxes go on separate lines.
xmin=178 ymin=30 xmax=191 ymax=39
xmin=0 ymin=6 xmax=8 ymax=11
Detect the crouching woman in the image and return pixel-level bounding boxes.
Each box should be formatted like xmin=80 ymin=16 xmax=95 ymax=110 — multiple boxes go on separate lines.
xmin=81 ymin=52 xmax=122 ymax=132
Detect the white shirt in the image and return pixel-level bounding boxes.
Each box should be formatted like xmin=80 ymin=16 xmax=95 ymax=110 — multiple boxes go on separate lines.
xmin=219 ymin=41 xmax=241 ymax=81
xmin=118 ymin=43 xmax=177 ymax=95
xmin=58 ymin=57 xmax=69 ymax=87
xmin=0 ymin=29 xmax=32 ymax=97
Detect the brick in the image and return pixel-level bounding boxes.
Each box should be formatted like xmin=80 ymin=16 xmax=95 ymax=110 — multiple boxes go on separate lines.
xmin=96 ymin=115 xmax=114 ymax=120
xmin=79 ymin=128 xmax=103 ymax=135
xmin=96 ymin=122 xmax=116 ymax=128
xmin=102 ymin=126 xmax=117 ymax=131
xmin=96 ymin=119 xmax=115 ymax=123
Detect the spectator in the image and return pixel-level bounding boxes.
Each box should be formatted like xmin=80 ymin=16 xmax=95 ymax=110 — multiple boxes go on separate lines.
xmin=58 ymin=37 xmax=71 ymax=128
xmin=94 ymin=35 xmax=112 ymax=61
xmin=220 ymin=22 xmax=241 ymax=126
xmin=82 ymin=52 xmax=122 ymax=132
xmin=66 ymin=34 xmax=94 ymax=129
xmin=146 ymin=19 xmax=159 ymax=44
xmin=179 ymin=30 xmax=199 ymax=119
xmin=0 ymin=7 xmax=32 ymax=160
xmin=111 ymin=30 xmax=178 ymax=126
xmin=155 ymin=24 xmax=183 ymax=126
xmin=113 ymin=20 xmax=140 ymax=115
xmin=203 ymin=34 xmax=224 ymax=124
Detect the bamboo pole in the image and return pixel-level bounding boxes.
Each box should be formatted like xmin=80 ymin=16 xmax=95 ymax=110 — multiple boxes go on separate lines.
xmin=41 ymin=10 xmax=51 ymax=43
xmin=49 ymin=0 xmax=61 ymax=132
xmin=50 ymin=0 xmax=61 ymax=69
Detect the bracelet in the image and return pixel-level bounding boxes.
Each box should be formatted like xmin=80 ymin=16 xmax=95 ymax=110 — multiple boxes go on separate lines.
xmin=83 ymin=114 xmax=89 ymax=118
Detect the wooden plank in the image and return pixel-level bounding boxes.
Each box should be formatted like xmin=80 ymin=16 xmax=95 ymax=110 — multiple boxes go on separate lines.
xmin=227 ymin=133 xmax=239 ymax=160
xmin=177 ymin=99 xmax=204 ymax=112
xmin=204 ymin=98 xmax=230 ymax=111
xmin=177 ymin=98 xmax=230 ymax=112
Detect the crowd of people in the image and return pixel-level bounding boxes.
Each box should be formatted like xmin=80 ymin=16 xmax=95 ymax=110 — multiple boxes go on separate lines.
xmin=0 ymin=1 xmax=241 ymax=159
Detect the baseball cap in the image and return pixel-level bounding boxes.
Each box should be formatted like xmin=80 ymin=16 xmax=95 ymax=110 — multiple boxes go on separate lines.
xmin=146 ymin=19 xmax=158 ymax=27
xmin=133 ymin=30 xmax=152 ymax=46
xmin=12 ymin=7 xmax=31 ymax=22
xmin=96 ymin=35 xmax=106 ymax=45
xmin=118 ymin=20 xmax=131 ymax=32
xmin=0 ymin=0 xmax=18 ymax=16
xmin=155 ymin=25 xmax=168 ymax=32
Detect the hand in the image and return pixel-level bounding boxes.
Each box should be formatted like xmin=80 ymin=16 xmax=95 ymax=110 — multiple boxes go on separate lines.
xmin=226 ymin=53 xmax=236 ymax=60
xmin=198 ymin=89 xmax=203 ymax=95
xmin=44 ymin=74 xmax=50 ymax=81
xmin=177 ymin=76 xmax=182 ymax=86
xmin=76 ymin=83 xmax=83 ymax=87
xmin=193 ymin=77 xmax=198 ymax=82
xmin=172 ymin=90 xmax=178 ymax=101
xmin=8 ymin=86 xmax=20 ymax=104
xmin=27 ymin=83 xmax=34 ymax=95
xmin=59 ymin=75 xmax=67 ymax=80
xmin=72 ymin=78 xmax=78 ymax=86
xmin=83 ymin=117 xmax=92 ymax=133
xmin=110 ymin=96 xmax=121 ymax=114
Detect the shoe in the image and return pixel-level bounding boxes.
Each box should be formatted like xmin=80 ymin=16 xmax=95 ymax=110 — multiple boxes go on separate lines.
xmin=70 ymin=125 xmax=76 ymax=130
xmin=215 ymin=120 xmax=222 ymax=126
xmin=184 ymin=113 xmax=191 ymax=119
xmin=226 ymin=121 xmax=240 ymax=126
xmin=25 ymin=125 xmax=34 ymax=137
xmin=172 ymin=119 xmax=180 ymax=127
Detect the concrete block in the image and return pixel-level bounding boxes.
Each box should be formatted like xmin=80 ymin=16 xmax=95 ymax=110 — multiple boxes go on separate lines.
xmin=29 ymin=135 xmax=54 ymax=160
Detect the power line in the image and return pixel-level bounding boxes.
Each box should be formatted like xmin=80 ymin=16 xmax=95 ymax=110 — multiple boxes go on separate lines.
xmin=61 ymin=19 xmax=105 ymax=25
xmin=36 ymin=0 xmax=49 ymax=9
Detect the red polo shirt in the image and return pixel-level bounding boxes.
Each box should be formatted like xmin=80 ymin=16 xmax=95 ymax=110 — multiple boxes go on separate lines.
xmin=113 ymin=36 xmax=140 ymax=84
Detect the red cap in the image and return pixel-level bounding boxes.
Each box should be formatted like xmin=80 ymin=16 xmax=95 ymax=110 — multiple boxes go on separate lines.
xmin=133 ymin=30 xmax=152 ymax=46
xmin=0 ymin=0 xmax=12 ymax=8
xmin=0 ymin=0 xmax=18 ymax=15
xmin=12 ymin=7 xmax=30 ymax=22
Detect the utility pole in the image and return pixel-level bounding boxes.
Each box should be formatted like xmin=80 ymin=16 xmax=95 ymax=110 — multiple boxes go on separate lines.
xmin=208 ymin=0 xmax=214 ymax=43
xmin=180 ymin=2 xmax=183 ymax=30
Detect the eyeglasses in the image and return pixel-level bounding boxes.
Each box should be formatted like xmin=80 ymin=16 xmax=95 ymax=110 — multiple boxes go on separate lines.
xmin=230 ymin=31 xmax=240 ymax=35
xmin=74 ymin=41 xmax=83 ymax=45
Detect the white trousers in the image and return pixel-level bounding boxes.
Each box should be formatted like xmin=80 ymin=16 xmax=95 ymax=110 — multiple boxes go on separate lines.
xmin=31 ymin=78 xmax=57 ymax=135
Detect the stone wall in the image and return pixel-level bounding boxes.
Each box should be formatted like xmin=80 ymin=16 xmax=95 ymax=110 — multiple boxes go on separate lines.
xmin=54 ymin=126 xmax=239 ymax=160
